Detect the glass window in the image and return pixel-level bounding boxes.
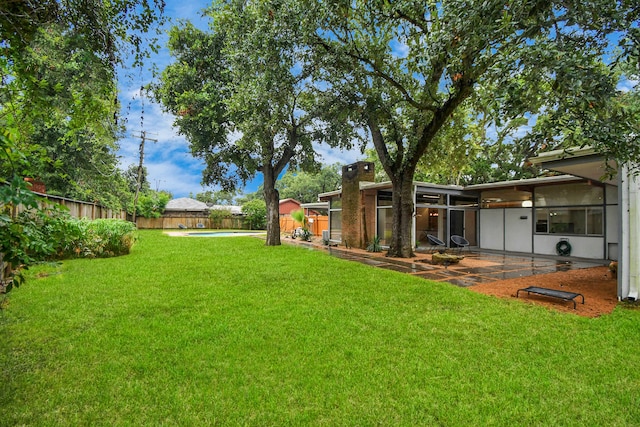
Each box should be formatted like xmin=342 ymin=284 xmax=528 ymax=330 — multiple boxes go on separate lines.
xmin=587 ymin=207 xmax=604 ymax=235
xmin=535 ymin=209 xmax=548 ymax=233
xmin=330 ymin=197 xmax=342 ymax=209
xmin=451 ymin=195 xmax=478 ymax=207
xmin=329 ymin=210 xmax=342 ymax=241
xmin=481 ymin=189 xmax=532 ymax=209
xmin=376 ymin=207 xmax=393 ymax=245
xmin=535 ymin=207 xmax=603 ymax=236
xmin=548 ymin=208 xmax=585 ymax=234
xmin=416 ymin=192 xmax=446 ymax=205
xmin=377 ymin=191 xmax=393 ymax=207
xmin=535 ymin=183 xmax=604 ymax=206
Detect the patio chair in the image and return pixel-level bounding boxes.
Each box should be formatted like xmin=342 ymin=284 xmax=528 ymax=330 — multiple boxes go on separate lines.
xmin=178 ymin=223 xmax=187 ymax=229
xmin=450 ymin=235 xmax=469 ymax=253
xmin=196 ymin=223 xmax=205 ymax=229
xmin=426 ymin=235 xmax=447 ymax=253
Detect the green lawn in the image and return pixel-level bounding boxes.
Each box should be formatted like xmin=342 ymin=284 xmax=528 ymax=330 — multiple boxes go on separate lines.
xmin=2 ymin=230 xmax=639 ymax=425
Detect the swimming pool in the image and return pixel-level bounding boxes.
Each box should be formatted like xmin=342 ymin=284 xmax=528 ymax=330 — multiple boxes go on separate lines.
xmin=185 ymin=231 xmax=264 ymax=237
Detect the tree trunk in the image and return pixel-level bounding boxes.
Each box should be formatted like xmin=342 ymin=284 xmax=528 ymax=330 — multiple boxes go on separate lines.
xmin=386 ymin=173 xmax=415 ymax=258
xmin=263 ymin=166 xmax=281 ymax=246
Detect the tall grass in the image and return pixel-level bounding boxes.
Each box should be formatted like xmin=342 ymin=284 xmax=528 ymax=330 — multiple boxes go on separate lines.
xmin=1 ymin=230 xmax=639 ymax=425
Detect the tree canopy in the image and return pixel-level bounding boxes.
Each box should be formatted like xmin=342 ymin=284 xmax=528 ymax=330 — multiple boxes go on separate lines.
xmin=1 ymin=0 xmax=165 ymax=210
xmin=302 ymin=0 xmax=639 ymax=257
xmin=0 ymin=0 xmax=165 ymax=288
xmin=276 ymin=164 xmax=342 ymax=203
xmin=154 ymin=1 xmax=355 ymax=245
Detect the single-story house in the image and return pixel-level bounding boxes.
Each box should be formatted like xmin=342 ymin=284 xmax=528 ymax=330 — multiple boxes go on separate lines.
xmin=208 ymin=204 xmax=244 ymax=215
xmin=279 ymin=198 xmax=304 ymax=216
xmin=319 ymin=159 xmax=637 ymax=299
xmin=163 ymin=197 xmax=209 ymax=217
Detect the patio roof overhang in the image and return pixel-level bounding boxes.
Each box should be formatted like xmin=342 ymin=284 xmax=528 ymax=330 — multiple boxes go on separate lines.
xmin=300 ymin=202 xmax=328 ymax=210
xmin=528 ymin=147 xmax=617 ymax=186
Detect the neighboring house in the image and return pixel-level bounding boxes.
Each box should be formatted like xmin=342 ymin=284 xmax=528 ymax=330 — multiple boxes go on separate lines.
xmin=163 ymin=198 xmax=209 ymax=217
xmin=279 ymin=198 xmax=303 ymax=216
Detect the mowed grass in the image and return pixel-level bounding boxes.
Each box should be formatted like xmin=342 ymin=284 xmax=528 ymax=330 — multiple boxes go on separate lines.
xmin=1 ymin=231 xmax=640 ymax=425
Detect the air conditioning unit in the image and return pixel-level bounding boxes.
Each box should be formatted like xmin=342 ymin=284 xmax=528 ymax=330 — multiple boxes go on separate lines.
xmin=322 ymin=230 xmax=330 ymax=241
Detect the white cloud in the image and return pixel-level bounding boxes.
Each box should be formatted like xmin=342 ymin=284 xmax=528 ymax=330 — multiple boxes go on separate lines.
xmin=145 ymin=158 xmax=206 ymax=195
xmin=115 ymin=0 xmax=370 ymax=198
xmin=313 ymin=143 xmax=365 ymax=166
xmin=618 ymin=77 xmax=639 ymax=93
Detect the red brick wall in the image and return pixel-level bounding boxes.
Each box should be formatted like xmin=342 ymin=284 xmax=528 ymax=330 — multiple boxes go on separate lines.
xmin=279 ymin=199 xmax=302 ymax=216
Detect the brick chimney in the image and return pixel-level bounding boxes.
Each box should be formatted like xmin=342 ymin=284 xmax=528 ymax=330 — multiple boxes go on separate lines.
xmin=341 ymin=162 xmax=375 ymax=249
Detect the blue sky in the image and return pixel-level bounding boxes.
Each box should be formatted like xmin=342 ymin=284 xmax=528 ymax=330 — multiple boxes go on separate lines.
xmin=116 ymin=1 xmax=363 ymax=199
xmin=116 ymin=4 xmax=636 ymax=199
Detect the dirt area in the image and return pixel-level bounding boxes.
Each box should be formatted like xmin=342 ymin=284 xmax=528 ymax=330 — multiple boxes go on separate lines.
xmin=398 ymin=252 xmax=615 ymax=318
xmin=469 ymin=266 xmax=618 ymax=318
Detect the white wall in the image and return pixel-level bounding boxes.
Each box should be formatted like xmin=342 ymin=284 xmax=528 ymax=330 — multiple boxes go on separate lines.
xmin=481 ymin=208 xmax=608 ymax=259
xmin=533 ymin=235 xmax=605 ymax=259
xmin=505 ymin=208 xmax=532 ymax=253
xmin=479 ymin=210 xmax=504 ymax=250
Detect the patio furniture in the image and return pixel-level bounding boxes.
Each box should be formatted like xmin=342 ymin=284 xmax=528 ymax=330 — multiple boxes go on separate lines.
xmin=196 ymin=223 xmax=205 ymax=229
xmin=516 ymin=286 xmax=585 ymax=309
xmin=178 ymin=223 xmax=187 ymax=229
xmin=426 ymin=234 xmax=446 ymax=253
xmin=450 ymin=235 xmax=469 ymax=253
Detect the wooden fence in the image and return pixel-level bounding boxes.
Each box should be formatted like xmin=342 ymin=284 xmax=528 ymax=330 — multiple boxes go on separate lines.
xmin=280 ymin=215 xmax=328 ymax=237
xmin=18 ymin=192 xmax=127 ymax=220
xmin=139 ymin=216 xmax=328 ymax=234
xmin=136 ymin=216 xmax=248 ymax=229
xmin=12 ymin=190 xmax=329 ymax=235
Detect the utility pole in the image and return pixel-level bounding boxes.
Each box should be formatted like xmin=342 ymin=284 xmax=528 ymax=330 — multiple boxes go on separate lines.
xmin=131 ymin=130 xmax=158 ymax=223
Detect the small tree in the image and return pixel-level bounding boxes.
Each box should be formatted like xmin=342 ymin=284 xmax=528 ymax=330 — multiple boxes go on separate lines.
xmin=290 ymin=209 xmax=307 ymax=229
xmin=209 ymin=208 xmax=232 ymax=229
xmin=242 ymin=199 xmax=267 ymax=230
xmin=132 ymin=192 xmax=170 ymax=219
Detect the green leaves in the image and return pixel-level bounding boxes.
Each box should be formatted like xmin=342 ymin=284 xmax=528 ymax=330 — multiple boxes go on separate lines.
xmin=242 ymin=199 xmax=267 ymax=230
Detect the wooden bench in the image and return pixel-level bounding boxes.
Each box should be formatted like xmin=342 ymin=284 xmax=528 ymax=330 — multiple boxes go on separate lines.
xmin=516 ymin=286 xmax=585 ymax=309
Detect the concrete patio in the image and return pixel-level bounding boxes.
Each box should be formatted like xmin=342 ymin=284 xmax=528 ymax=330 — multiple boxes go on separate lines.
xmin=322 ymin=246 xmax=607 ymax=287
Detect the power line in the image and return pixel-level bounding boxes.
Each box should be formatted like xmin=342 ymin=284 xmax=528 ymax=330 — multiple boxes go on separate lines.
xmin=131 ymin=130 xmax=159 ymax=222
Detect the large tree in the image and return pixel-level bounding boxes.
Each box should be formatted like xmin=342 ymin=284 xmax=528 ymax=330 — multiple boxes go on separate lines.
xmin=306 ymin=0 xmax=639 ymax=257
xmin=154 ymin=1 xmax=354 ymax=245
xmin=0 ymin=0 xmax=165 ymax=209
xmin=276 ymin=164 xmax=342 ymax=203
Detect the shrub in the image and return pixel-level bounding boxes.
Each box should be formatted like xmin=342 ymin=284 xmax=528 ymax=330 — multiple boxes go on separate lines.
xmin=242 ymin=199 xmax=267 ymax=230
xmin=83 ymin=219 xmax=138 ymax=257
xmin=366 ymin=235 xmax=382 ymax=253
xmin=209 ymin=208 xmax=232 ymax=229
xmin=0 ymin=176 xmax=136 ymax=293
xmin=134 ymin=192 xmax=171 ymax=218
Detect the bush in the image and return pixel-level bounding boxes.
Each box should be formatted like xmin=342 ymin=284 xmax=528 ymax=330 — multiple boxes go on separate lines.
xmin=2 ymin=208 xmax=136 ymax=293
xmin=133 ymin=192 xmax=171 ymax=218
xmin=84 ymin=219 xmax=137 ymax=257
xmin=26 ymin=214 xmax=137 ymax=260
xmin=209 ymin=208 xmax=232 ymax=229
xmin=242 ymin=199 xmax=267 ymax=230
xmin=1 ymin=177 xmax=137 ymax=293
